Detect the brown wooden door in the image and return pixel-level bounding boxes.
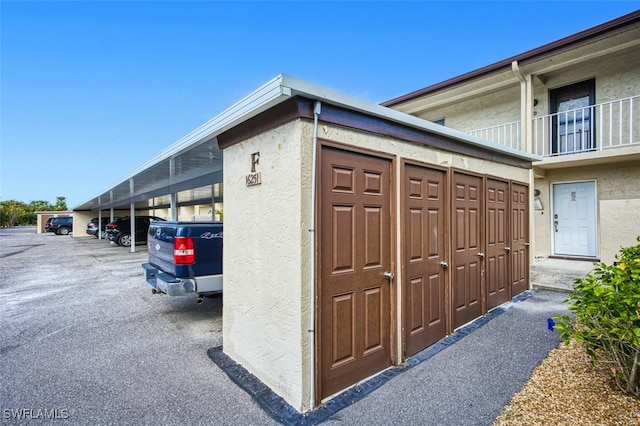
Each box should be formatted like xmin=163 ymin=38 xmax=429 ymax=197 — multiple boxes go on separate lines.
xmin=318 ymin=146 xmax=393 ymax=400
xmin=511 ymin=182 xmax=529 ymax=296
xmin=486 ymin=178 xmax=510 ymax=309
xmin=402 ymin=164 xmax=447 ymax=357
xmin=452 ymin=172 xmax=483 ymax=329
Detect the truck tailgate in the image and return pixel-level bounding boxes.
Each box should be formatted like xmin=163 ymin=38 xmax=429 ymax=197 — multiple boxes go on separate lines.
xmin=147 ymin=221 xmax=223 ymax=279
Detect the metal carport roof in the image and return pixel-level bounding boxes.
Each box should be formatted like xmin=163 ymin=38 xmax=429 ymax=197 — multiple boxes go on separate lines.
xmin=73 ymin=74 xmax=540 ymax=213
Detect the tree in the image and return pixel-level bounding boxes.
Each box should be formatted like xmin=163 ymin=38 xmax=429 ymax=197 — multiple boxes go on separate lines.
xmin=54 ymin=196 xmax=67 ymax=211
xmin=29 ymin=200 xmax=52 ymax=212
xmin=0 ymin=200 xmax=28 ymax=227
xmin=0 ymin=197 xmax=69 ymax=227
xmin=25 ymin=200 xmax=53 ymax=224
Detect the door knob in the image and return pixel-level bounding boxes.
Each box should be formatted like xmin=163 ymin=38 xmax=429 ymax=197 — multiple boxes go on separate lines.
xmin=440 ymin=261 xmax=449 ymax=269
xmin=477 ymin=253 xmax=485 ymax=259
xmin=505 ymin=247 xmax=511 ymax=253
xmin=384 ymin=272 xmax=395 ymax=280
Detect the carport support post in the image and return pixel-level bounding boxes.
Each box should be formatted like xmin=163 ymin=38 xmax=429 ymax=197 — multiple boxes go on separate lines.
xmin=98 ymin=206 xmax=103 ymax=240
xmin=129 ymin=178 xmax=136 ymax=253
xmin=170 ymin=193 xmax=177 ymax=221
xmin=97 ymin=196 xmax=103 ymax=240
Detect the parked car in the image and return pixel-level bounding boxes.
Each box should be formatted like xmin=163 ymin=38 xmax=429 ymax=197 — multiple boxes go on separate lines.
xmin=105 ymin=216 xmax=166 ymax=247
xmin=44 ymin=216 xmax=73 ymax=235
xmin=86 ymin=217 xmax=118 ymax=238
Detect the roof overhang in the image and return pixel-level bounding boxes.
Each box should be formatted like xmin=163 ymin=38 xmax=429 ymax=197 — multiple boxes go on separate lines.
xmin=74 ymin=74 xmax=539 ymax=212
xmin=382 ymin=10 xmax=640 ymax=110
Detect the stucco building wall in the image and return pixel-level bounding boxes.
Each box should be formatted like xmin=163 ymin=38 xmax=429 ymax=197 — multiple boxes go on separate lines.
xmin=534 ymin=161 xmax=640 ymax=263
xmin=418 ymin=84 xmax=521 ymax=133
xmin=414 ymin=46 xmax=640 ymax=139
xmin=536 ymin=47 xmax=640 ymax=103
xmin=222 ymin=116 xmax=531 ymax=411
xmin=223 ymin=119 xmax=312 ymax=411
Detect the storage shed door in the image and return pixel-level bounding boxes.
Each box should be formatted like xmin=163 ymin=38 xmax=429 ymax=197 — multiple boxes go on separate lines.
xmin=511 ymin=182 xmax=529 ymax=296
xmin=486 ymin=178 xmax=510 ymax=309
xmin=403 ymin=164 xmax=447 ymax=357
xmin=452 ymin=172 xmax=483 ymax=329
xmin=318 ymin=146 xmax=393 ymax=400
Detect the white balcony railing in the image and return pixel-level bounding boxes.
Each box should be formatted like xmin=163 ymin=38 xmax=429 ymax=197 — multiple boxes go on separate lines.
xmin=468 ymin=121 xmax=522 ymax=151
xmin=467 ymin=95 xmax=640 ymax=157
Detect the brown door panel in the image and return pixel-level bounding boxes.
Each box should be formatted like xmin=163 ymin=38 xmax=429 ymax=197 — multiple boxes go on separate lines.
xmin=403 ymin=164 xmax=447 ymax=357
xmin=511 ymin=183 xmax=529 ymax=296
xmin=452 ymin=172 xmax=483 ymax=329
xmin=319 ymin=146 xmax=392 ymax=400
xmin=486 ymin=178 xmax=510 ymax=309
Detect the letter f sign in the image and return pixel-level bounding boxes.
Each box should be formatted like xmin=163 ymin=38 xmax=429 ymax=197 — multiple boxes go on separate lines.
xmin=251 ymin=152 xmax=260 ymax=173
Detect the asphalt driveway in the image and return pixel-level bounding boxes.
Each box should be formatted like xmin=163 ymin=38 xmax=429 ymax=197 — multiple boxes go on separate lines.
xmin=1 ymin=227 xmax=569 ymax=425
xmin=1 ymin=227 xmax=277 ymax=425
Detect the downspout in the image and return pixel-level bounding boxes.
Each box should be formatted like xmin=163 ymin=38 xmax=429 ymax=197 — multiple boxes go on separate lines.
xmin=512 ymin=61 xmax=536 ymax=282
xmin=309 ymin=100 xmax=321 ymax=410
xmin=511 ymin=61 xmax=534 ymax=153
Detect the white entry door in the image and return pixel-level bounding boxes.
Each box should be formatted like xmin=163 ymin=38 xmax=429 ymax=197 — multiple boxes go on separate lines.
xmin=553 ymin=181 xmax=597 ymax=257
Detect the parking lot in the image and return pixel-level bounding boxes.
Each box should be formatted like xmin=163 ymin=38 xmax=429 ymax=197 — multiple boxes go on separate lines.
xmin=1 ymin=227 xmax=570 ymax=425
xmin=0 ymin=227 xmax=277 ymax=425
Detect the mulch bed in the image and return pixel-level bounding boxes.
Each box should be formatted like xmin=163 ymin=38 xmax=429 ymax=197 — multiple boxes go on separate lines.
xmin=493 ymin=339 xmax=640 ymax=425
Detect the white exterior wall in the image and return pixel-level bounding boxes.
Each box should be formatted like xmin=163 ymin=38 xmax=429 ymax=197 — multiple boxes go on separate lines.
xmin=415 ymin=47 xmax=640 ymax=139
xmin=539 ymin=47 xmax=640 ymax=103
xmin=151 ymin=207 xmax=170 ymax=220
xmin=72 ymin=211 xmax=93 ymax=237
xmin=419 ymin=85 xmax=521 ymax=134
xmin=223 ymin=119 xmax=313 ymax=411
xmin=178 ymin=205 xmax=195 ymax=221
xmin=534 ymin=161 xmax=640 ymax=263
xmin=405 ymin=45 xmax=640 ymax=265
xmin=223 ymin=117 xmax=530 ymax=412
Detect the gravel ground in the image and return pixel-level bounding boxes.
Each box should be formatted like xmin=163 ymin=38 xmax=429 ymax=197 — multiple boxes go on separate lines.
xmin=493 ymin=339 xmax=640 ymax=426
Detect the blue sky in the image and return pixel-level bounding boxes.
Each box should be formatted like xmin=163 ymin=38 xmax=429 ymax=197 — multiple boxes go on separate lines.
xmin=2 ymin=1 xmax=638 ymax=208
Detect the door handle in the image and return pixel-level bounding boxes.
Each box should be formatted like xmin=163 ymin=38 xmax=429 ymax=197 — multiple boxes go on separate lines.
xmin=440 ymin=261 xmax=449 ymax=269
xmin=477 ymin=253 xmax=485 ymax=259
xmin=554 ymin=220 xmax=559 ymax=232
xmin=504 ymin=247 xmax=511 ymax=253
xmin=384 ymin=271 xmax=395 ymax=280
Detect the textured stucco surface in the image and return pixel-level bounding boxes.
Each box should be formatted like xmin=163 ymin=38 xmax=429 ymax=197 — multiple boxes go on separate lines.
xmin=403 ymin=39 xmax=640 ymax=265
xmin=223 ymin=120 xmax=313 ymax=411
xmin=222 ymin=116 xmax=531 ymax=411
xmin=599 ymin=199 xmax=640 ymax=264
xmin=534 ymin=161 xmax=640 ymax=261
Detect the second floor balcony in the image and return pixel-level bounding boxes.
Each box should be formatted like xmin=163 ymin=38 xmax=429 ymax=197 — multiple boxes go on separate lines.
xmin=468 ymin=95 xmax=640 ymax=158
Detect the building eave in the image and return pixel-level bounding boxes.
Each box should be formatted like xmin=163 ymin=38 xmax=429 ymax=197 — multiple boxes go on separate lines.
xmin=73 ymin=73 xmax=538 ymax=211
xmin=381 ymin=9 xmax=640 ymax=108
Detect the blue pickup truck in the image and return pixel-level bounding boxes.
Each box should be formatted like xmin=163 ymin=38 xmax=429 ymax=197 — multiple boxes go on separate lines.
xmin=142 ymin=221 xmax=223 ymax=303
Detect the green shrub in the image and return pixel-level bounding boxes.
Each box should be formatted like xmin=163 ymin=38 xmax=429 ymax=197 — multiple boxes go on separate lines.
xmin=554 ymin=236 xmax=640 ymax=398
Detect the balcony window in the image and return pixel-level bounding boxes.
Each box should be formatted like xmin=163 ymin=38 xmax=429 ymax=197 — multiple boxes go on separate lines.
xmin=550 ymin=80 xmax=595 ymax=154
